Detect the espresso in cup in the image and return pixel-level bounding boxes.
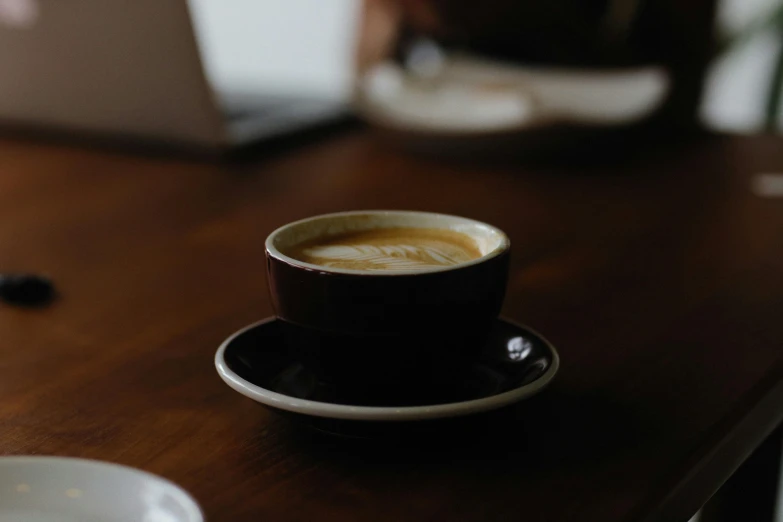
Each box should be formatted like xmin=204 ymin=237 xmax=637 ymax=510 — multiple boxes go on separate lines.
xmin=265 ymin=211 xmax=510 ymax=403
xmin=284 ymin=227 xmax=482 ymax=271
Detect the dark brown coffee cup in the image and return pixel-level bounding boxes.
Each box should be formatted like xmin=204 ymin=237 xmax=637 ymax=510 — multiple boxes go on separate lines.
xmin=265 ymin=210 xmax=510 ymax=401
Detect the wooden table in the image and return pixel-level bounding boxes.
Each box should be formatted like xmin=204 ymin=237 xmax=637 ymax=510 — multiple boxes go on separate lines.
xmin=0 ymin=130 xmax=780 ymax=522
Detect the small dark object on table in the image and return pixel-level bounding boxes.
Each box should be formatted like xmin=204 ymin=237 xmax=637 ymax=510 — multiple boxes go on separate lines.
xmin=0 ymin=274 xmax=55 ymax=307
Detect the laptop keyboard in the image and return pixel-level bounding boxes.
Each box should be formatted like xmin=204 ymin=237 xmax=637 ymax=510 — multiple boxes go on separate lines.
xmin=220 ymin=95 xmax=300 ymax=122
xmin=222 ymin=106 xmax=267 ymax=122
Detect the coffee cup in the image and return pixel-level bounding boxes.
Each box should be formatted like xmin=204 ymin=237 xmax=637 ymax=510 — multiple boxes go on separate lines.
xmin=265 ymin=210 xmax=510 ymax=401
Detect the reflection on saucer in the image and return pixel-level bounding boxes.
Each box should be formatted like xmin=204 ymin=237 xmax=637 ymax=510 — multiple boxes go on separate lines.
xmin=507 ymin=336 xmax=533 ymax=361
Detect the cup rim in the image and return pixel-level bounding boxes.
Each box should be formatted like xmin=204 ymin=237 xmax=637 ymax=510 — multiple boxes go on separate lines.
xmin=265 ymin=210 xmax=510 ymax=276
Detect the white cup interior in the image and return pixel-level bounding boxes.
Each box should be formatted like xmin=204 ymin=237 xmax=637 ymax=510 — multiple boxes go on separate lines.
xmin=266 ymin=210 xmax=509 ymax=275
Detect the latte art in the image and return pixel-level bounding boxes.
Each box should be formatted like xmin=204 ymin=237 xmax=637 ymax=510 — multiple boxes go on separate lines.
xmin=286 ymin=227 xmax=482 ymax=271
xmin=303 ymin=244 xmax=466 ymax=270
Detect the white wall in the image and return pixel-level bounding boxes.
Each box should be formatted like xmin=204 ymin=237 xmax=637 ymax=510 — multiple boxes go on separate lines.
xmin=187 ymin=0 xmax=360 ymax=100
xmin=701 ymin=0 xmax=783 ymax=132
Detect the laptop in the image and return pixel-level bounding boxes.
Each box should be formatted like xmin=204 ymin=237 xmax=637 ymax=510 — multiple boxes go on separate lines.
xmin=0 ymin=0 xmax=350 ymax=150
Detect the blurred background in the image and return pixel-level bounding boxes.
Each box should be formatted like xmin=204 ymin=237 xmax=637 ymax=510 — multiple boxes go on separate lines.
xmin=1 ymin=0 xmax=783 ymax=155
xmin=190 ymin=0 xmax=783 ymax=133
xmin=0 ymin=3 xmax=780 ymax=521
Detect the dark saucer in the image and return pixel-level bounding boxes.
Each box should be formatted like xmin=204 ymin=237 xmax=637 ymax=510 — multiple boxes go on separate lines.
xmin=215 ymin=317 xmax=559 ymax=437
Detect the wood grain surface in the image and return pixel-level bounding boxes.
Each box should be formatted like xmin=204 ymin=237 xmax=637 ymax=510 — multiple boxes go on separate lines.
xmin=0 ymin=130 xmax=780 ymax=522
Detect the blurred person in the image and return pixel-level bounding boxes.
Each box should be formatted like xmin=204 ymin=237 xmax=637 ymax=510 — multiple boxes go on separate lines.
xmin=356 ymin=0 xmax=718 ymax=128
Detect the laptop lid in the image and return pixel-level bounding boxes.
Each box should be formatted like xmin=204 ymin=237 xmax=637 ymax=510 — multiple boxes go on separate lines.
xmin=0 ymin=0 xmax=227 ymax=146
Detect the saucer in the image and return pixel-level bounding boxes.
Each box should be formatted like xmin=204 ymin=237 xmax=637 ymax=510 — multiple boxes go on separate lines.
xmin=353 ymin=54 xmax=670 ymax=158
xmin=0 ymin=456 xmax=203 ymax=522
xmin=355 ymin=55 xmax=670 ymax=134
xmin=214 ymin=316 xmax=559 ymax=426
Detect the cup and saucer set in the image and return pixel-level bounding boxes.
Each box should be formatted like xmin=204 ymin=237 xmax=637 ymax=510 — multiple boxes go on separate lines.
xmin=215 ymin=210 xmax=560 ymax=438
xmin=0 ymin=210 xmax=559 ymax=521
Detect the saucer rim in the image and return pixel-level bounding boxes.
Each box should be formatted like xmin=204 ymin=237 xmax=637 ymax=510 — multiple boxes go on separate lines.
xmin=214 ymin=316 xmax=560 ymax=422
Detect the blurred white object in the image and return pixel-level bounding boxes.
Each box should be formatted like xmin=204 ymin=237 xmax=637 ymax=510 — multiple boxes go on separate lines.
xmin=361 ymin=62 xmax=538 ymax=131
xmin=0 ymin=0 xmax=39 ymax=28
xmin=0 ymin=456 xmax=203 ymax=522
xmin=752 ymin=173 xmax=783 ymax=197
xmin=701 ymin=30 xmax=782 ymax=132
xmin=188 ymin=0 xmax=359 ymax=101
xmin=700 ymin=0 xmax=783 ymax=132
xmin=356 ymin=54 xmax=671 ymax=134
